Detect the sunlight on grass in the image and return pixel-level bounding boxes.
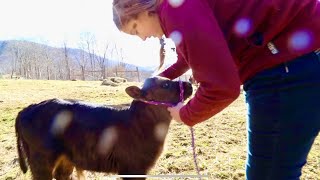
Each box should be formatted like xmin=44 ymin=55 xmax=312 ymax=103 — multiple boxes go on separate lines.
xmin=0 ymin=79 xmax=319 ymax=179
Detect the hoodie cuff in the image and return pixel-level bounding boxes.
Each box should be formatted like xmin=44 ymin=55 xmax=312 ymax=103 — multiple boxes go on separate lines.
xmin=179 ymin=106 xmax=197 ymax=127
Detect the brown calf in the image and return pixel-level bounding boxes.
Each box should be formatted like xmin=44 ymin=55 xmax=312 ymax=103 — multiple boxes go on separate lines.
xmin=15 ymin=77 xmax=193 ymax=180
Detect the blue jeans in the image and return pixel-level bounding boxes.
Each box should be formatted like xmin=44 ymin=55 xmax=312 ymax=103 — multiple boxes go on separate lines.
xmin=243 ymin=51 xmax=320 ymax=180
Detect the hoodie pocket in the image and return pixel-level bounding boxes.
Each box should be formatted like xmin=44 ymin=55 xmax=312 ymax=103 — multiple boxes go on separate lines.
xmin=237 ymin=32 xmax=266 ymax=63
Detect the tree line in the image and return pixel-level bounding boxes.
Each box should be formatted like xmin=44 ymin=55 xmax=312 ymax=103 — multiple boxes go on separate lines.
xmin=0 ymin=32 xmax=147 ymax=81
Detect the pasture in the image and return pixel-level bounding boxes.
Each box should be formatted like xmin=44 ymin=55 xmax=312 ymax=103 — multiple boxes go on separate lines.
xmin=0 ymin=79 xmax=319 ymax=179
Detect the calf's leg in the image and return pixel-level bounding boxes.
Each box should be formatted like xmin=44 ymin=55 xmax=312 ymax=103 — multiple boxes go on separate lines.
xmin=28 ymin=151 xmax=54 ymax=180
xmin=53 ymin=155 xmax=76 ymax=180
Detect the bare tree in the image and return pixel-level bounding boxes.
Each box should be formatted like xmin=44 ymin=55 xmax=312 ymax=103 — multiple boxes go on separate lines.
xmin=80 ymin=32 xmax=97 ymax=79
xmin=63 ymin=41 xmax=71 ymax=80
xmin=35 ymin=39 xmax=54 ymax=80
xmin=42 ymin=45 xmax=54 ymax=80
xmin=95 ymin=42 xmax=111 ymax=79
xmin=9 ymin=43 xmax=20 ymax=78
xmin=114 ymin=46 xmax=127 ymax=77
xmin=76 ymin=40 xmax=89 ymax=81
xmin=32 ymin=44 xmax=43 ymax=79
xmin=16 ymin=42 xmax=33 ymax=79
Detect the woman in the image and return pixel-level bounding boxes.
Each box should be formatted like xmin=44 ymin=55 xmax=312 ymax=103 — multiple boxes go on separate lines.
xmin=112 ymin=0 xmax=320 ymax=179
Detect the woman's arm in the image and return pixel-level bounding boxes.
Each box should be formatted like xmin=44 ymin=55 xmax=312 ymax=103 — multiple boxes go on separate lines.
xmin=159 ymin=0 xmax=241 ymax=126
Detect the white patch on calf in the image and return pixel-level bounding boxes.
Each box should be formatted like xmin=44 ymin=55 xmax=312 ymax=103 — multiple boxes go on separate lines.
xmin=154 ymin=123 xmax=169 ymax=141
xmin=97 ymin=126 xmax=118 ymax=155
xmin=51 ymin=111 xmax=73 ymax=135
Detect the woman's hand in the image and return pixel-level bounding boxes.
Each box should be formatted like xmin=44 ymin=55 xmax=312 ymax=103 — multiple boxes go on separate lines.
xmin=167 ymin=102 xmax=184 ymax=123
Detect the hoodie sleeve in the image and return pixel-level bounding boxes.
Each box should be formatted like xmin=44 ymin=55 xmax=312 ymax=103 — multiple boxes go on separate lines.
xmin=158 ymin=0 xmax=241 ymax=126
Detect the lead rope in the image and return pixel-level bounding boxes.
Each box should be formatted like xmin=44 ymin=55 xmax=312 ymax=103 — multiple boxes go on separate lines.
xmin=190 ymin=127 xmax=202 ymax=179
xmin=179 ymin=81 xmax=202 ymax=180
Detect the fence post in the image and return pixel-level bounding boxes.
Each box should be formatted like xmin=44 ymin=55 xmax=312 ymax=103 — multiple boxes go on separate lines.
xmin=136 ymin=67 xmax=140 ymax=82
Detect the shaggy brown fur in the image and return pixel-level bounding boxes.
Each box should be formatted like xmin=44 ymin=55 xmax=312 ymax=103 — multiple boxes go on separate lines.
xmin=15 ymin=77 xmax=193 ymax=180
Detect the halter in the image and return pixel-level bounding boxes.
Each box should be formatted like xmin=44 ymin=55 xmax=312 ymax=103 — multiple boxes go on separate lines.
xmin=140 ymin=80 xmax=184 ymax=107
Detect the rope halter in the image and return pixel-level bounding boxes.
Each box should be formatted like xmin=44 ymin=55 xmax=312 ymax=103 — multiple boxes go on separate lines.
xmin=140 ymin=80 xmax=184 ymax=107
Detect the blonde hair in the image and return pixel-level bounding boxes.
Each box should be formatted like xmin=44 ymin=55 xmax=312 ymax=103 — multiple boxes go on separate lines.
xmin=113 ymin=0 xmax=161 ymax=29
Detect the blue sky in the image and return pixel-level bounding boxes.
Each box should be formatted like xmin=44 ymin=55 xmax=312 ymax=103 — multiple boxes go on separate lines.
xmin=0 ymin=0 xmax=176 ymax=68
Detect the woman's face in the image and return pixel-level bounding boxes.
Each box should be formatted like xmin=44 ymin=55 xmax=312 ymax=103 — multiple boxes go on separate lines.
xmin=121 ymin=11 xmax=164 ymax=41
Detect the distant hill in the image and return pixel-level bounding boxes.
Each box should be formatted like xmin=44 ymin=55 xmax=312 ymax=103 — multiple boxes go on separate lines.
xmin=0 ymin=40 xmax=154 ymax=81
xmin=0 ymin=40 xmax=152 ymax=70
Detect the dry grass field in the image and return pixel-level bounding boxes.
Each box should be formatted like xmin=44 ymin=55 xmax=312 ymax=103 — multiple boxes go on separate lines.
xmin=0 ymin=79 xmax=319 ymax=180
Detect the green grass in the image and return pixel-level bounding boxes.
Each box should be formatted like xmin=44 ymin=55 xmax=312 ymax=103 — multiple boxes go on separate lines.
xmin=0 ymin=79 xmax=319 ymax=180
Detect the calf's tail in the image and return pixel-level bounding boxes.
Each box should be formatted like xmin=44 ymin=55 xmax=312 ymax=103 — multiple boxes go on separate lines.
xmin=15 ymin=111 xmax=28 ymax=173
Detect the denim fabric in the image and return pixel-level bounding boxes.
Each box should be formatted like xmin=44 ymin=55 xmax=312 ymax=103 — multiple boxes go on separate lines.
xmin=243 ymin=52 xmax=320 ymax=180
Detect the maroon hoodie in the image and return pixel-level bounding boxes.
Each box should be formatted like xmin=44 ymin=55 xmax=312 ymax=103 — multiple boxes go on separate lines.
xmin=158 ymin=0 xmax=320 ymax=126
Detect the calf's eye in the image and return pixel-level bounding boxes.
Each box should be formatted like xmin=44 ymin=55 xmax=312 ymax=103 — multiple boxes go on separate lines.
xmin=161 ymin=83 xmax=170 ymax=89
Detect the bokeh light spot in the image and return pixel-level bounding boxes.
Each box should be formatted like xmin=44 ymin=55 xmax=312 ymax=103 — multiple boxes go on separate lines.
xmin=154 ymin=123 xmax=169 ymax=141
xmin=288 ymin=30 xmax=313 ymax=51
xmin=168 ymin=0 xmax=185 ymax=8
xmin=51 ymin=111 xmax=73 ymax=135
xmin=97 ymin=126 xmax=118 ymax=155
xmin=169 ymin=31 xmax=183 ymax=46
xmin=233 ymin=18 xmax=252 ymax=37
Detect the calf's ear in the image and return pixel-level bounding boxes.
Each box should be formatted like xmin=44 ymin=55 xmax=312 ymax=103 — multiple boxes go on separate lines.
xmin=125 ymin=86 xmax=142 ymax=99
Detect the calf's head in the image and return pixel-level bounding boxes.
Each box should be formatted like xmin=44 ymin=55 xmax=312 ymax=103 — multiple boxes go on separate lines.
xmin=125 ymin=77 xmax=193 ymax=105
